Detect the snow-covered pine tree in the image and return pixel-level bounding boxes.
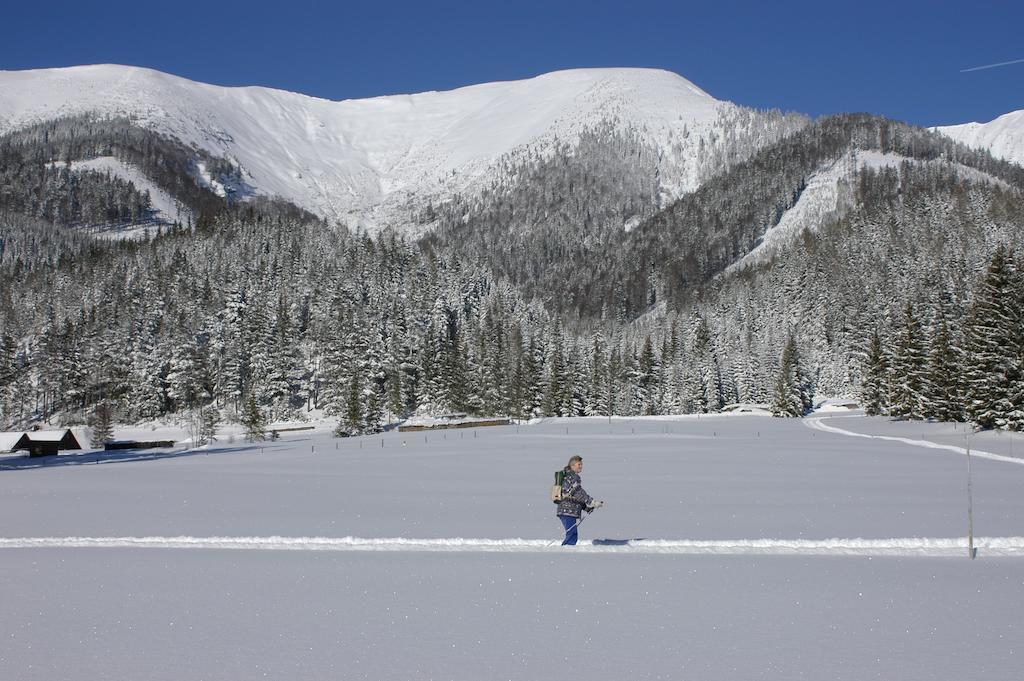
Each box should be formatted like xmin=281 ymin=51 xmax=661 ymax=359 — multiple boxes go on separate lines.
xmin=771 ymin=332 xmax=809 ymax=417
xmin=241 ymin=394 xmax=267 ymax=442
xmin=360 ymin=318 xmax=386 ymax=433
xmin=335 ymin=369 xmax=363 ymax=437
xmin=541 ymin=320 xmax=567 ymax=417
xmin=635 ymin=336 xmax=659 ymax=415
xmin=585 ymin=331 xmax=606 ymax=416
xmin=440 ymin=305 xmax=469 ymax=414
xmin=860 ymin=328 xmax=889 ymax=416
xmin=126 ymin=300 xmax=169 ymax=420
xmin=964 ymin=246 xmax=1019 ymax=430
xmin=889 ymin=302 xmax=928 ymax=420
xmin=217 ymin=286 xmax=249 ymax=414
xmin=923 ymin=311 xmax=963 ymax=422
xmin=186 ymin=403 xmax=220 ymax=446
xmin=604 ymin=346 xmax=623 ymax=417
xmin=0 ymin=331 xmax=16 ymax=421
xmin=266 ymin=293 xmax=305 ymax=418
xmin=88 ymin=400 xmax=115 ymax=447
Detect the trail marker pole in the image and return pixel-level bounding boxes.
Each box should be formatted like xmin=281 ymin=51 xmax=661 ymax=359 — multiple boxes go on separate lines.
xmin=967 ymin=433 xmax=975 ymax=560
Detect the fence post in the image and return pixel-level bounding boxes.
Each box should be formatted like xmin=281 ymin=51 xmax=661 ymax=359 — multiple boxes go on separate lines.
xmin=967 ymin=433 xmax=975 ymax=560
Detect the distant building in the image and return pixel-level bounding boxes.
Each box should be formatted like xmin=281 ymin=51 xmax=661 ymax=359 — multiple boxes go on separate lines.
xmin=0 ymin=432 xmax=32 ymax=455
xmin=23 ymin=430 xmax=83 ymax=457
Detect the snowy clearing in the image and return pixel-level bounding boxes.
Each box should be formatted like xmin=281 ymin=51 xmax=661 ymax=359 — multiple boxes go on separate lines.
xmin=52 ymin=156 xmax=193 ymax=228
xmin=727 ymin=150 xmax=1012 ymax=272
xmin=2 ymin=414 xmax=1023 ymax=680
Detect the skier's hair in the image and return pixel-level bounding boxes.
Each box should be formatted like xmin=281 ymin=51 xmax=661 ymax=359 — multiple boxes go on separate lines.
xmin=567 ymin=455 xmax=583 ymax=467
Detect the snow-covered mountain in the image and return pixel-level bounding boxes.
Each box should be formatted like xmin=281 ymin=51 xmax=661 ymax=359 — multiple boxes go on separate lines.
xmin=0 ymin=64 xmax=751 ymax=231
xmin=934 ymin=109 xmax=1024 ymax=167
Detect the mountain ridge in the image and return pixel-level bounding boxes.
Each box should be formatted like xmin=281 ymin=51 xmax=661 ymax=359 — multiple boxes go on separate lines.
xmin=934 ymin=109 xmax=1024 ymax=167
xmin=0 ymin=64 xmax=733 ymax=231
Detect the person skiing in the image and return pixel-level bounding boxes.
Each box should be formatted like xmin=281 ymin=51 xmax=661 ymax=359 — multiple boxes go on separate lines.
xmin=556 ymin=455 xmax=603 ymax=545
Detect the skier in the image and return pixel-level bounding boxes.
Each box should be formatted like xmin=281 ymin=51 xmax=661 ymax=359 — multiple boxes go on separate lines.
xmin=556 ymin=455 xmax=603 ymax=545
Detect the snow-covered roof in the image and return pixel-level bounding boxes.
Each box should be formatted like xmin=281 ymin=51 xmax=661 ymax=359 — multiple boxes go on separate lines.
xmin=25 ymin=430 xmax=74 ymax=442
xmin=0 ymin=432 xmax=29 ymax=451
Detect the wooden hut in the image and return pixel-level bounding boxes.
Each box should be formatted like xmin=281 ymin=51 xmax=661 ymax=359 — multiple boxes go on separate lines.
xmin=23 ymin=429 xmax=83 ymax=457
xmin=0 ymin=432 xmax=32 ymax=455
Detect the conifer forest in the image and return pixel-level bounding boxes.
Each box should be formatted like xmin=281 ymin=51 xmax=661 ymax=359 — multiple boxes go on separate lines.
xmin=2 ymin=110 xmax=1024 ymax=435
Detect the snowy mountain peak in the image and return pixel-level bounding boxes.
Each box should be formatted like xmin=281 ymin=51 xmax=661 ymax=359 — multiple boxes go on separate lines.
xmin=0 ymin=64 xmax=729 ymax=229
xmin=934 ymin=109 xmax=1024 ymax=167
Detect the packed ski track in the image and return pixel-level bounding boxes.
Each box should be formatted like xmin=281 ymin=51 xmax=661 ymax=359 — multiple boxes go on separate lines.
xmin=3 ymin=412 xmax=1024 ymax=680
xmin=5 ymin=534 xmax=1024 ymax=556
xmin=804 ymin=413 xmax=1024 ymax=465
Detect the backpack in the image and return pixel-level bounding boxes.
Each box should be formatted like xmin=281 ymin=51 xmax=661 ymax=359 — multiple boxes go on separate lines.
xmin=550 ymin=469 xmax=565 ymax=503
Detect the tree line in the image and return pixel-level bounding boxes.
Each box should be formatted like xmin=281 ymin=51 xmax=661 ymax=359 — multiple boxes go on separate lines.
xmin=1 ymin=112 xmax=1023 ymax=434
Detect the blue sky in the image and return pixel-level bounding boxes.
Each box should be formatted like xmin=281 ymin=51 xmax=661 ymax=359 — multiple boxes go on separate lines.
xmin=3 ymin=0 xmax=1021 ymax=126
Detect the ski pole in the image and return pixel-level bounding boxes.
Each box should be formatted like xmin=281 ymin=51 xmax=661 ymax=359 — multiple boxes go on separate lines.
xmin=547 ymin=513 xmax=588 ymax=548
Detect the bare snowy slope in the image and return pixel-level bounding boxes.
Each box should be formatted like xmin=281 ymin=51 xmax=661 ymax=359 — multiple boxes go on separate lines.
xmin=0 ymin=65 xmax=736 ymax=230
xmin=935 ymin=109 xmax=1024 ymax=167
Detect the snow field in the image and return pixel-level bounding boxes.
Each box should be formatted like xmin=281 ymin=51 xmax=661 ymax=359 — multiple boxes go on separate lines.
xmin=3 ymin=414 xmax=1024 ymax=540
xmin=2 ymin=415 xmax=1023 ymax=679
xmin=2 ymin=549 xmax=1021 ymax=681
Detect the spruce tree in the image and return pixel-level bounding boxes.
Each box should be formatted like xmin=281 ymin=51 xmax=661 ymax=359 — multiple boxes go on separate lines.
xmin=924 ymin=313 xmax=963 ymax=422
xmin=586 ymin=332 xmax=606 ymax=416
xmin=890 ymin=303 xmax=928 ymax=420
xmin=964 ymin=246 xmax=1019 ymax=429
xmin=637 ymin=336 xmax=658 ymax=415
xmin=0 ymin=332 xmax=15 ymax=420
xmin=771 ymin=332 xmax=809 ymax=417
xmin=860 ymin=328 xmax=889 ymax=416
xmin=88 ymin=401 xmax=116 ymax=448
xmin=241 ymin=395 xmax=267 ymax=442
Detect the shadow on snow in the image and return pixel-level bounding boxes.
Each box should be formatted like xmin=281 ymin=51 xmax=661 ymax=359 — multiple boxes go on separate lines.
xmin=0 ymin=439 xmax=306 ymax=471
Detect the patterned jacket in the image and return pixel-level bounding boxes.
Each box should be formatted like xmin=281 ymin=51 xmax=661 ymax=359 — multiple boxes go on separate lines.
xmin=556 ymin=468 xmax=593 ymax=519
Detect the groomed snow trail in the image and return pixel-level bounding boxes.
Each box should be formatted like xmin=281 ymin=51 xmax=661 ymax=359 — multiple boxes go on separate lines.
xmin=3 ymin=535 xmax=1024 ymax=556
xmin=804 ymin=415 xmax=1024 ymax=465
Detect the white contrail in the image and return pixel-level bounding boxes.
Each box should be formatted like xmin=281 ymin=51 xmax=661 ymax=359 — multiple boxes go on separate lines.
xmin=2 ymin=535 xmax=1024 ymax=556
xmin=961 ymin=57 xmax=1024 ymax=73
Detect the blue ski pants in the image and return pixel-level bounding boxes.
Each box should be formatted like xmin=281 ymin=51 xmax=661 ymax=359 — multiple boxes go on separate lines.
xmin=559 ymin=514 xmax=579 ymax=546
